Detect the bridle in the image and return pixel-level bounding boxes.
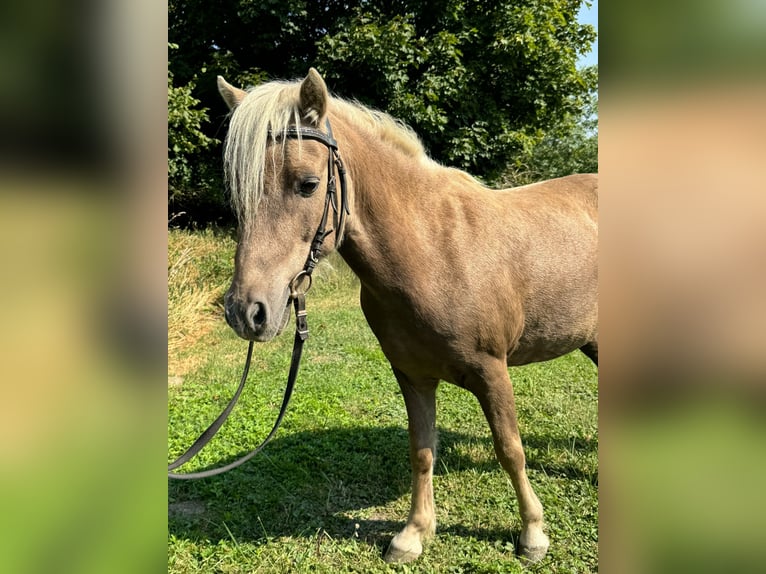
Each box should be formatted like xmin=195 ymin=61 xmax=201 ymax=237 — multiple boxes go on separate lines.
xmin=168 ymin=119 xmax=349 ymax=479
xmin=284 ymin=120 xmax=349 ymax=297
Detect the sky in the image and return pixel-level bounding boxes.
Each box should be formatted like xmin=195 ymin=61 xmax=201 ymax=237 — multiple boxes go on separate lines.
xmin=577 ymin=0 xmax=598 ymax=68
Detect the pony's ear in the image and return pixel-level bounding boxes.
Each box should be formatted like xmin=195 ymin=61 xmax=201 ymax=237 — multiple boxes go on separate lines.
xmin=217 ymin=76 xmax=247 ymax=110
xmin=299 ymin=68 xmax=328 ymax=126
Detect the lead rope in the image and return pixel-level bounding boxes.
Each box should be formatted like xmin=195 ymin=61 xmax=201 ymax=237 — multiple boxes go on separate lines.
xmin=168 ymin=293 xmax=308 ymax=479
xmin=168 ymin=119 xmax=344 ymax=480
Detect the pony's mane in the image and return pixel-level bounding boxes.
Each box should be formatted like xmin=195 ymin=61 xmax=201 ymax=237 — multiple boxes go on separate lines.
xmin=329 ymin=97 xmax=428 ymax=160
xmin=223 ymin=78 xmax=431 ymax=222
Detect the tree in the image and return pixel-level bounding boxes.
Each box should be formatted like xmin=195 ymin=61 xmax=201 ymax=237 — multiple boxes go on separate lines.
xmin=168 ymin=0 xmax=597 ymax=220
xmin=316 ymin=1 xmax=596 ymax=181
xmin=168 ymin=44 xmax=223 ymax=224
xmin=501 ymin=64 xmax=598 ymax=186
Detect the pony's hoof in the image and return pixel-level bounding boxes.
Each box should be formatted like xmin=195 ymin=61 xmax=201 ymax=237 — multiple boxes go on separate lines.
xmin=518 ymin=544 xmax=549 ymax=563
xmin=384 ymin=534 xmax=423 ymax=563
xmin=518 ymin=529 xmax=549 ymax=563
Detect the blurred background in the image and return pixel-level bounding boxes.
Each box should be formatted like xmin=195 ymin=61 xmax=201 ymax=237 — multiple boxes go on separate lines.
xmin=600 ymin=1 xmax=766 ymax=572
xmin=0 ymin=0 xmax=764 ymax=572
xmin=0 ymin=1 xmax=166 ymax=572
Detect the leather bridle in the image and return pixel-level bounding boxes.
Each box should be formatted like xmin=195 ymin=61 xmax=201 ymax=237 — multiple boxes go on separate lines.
xmin=168 ymin=119 xmax=349 ymax=479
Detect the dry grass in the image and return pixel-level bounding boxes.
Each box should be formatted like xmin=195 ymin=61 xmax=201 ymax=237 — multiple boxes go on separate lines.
xmin=167 ymin=227 xmax=359 ymax=378
xmin=168 ymin=228 xmax=235 ymax=377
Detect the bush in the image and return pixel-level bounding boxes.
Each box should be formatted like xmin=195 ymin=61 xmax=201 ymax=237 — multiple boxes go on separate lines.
xmin=497 ymin=67 xmax=598 ymax=187
xmin=168 ymin=45 xmax=228 ymax=226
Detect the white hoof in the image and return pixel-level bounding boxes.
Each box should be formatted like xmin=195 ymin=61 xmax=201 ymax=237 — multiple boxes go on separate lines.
xmin=518 ymin=543 xmax=549 ymax=563
xmin=384 ymin=532 xmax=423 ymax=563
xmin=518 ymin=528 xmax=550 ymax=563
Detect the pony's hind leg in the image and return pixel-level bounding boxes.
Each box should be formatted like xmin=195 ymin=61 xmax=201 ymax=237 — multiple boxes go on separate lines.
xmin=580 ymin=340 xmax=598 ymax=365
xmin=384 ymin=368 xmax=438 ymax=563
xmin=466 ymin=360 xmax=550 ymax=563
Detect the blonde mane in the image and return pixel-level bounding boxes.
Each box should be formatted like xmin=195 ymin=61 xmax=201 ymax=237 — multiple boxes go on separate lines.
xmin=223 ymin=78 xmax=431 ymax=223
xmin=329 ymin=97 xmax=428 ymax=160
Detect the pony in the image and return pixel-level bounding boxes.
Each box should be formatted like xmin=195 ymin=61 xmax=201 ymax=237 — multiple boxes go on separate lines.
xmin=217 ymin=68 xmax=598 ymax=564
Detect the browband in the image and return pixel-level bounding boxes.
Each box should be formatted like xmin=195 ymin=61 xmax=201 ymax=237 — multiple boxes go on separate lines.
xmin=270 ymin=124 xmax=338 ymax=149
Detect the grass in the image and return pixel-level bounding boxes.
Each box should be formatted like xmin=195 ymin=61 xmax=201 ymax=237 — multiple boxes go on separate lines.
xmin=168 ymin=227 xmax=238 ymax=376
xmin=168 ymin=229 xmax=598 ymax=573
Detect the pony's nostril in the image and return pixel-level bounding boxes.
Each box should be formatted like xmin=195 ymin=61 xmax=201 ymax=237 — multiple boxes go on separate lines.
xmin=224 ymin=293 xmax=237 ymax=327
xmin=224 ymin=303 xmax=236 ymax=329
xmin=246 ymin=302 xmax=267 ymax=332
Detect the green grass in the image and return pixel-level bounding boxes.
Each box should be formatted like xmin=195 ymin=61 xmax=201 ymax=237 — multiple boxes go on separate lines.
xmin=168 ymin=230 xmax=598 ymax=573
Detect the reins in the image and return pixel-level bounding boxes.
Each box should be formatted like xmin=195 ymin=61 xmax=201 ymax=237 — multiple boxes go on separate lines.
xmin=168 ymin=119 xmax=348 ymax=480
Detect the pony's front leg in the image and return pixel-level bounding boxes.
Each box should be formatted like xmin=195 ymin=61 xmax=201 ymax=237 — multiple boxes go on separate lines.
xmin=384 ymin=369 xmax=438 ymax=563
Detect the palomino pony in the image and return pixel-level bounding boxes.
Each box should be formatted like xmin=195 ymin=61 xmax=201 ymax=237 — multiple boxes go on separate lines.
xmin=217 ymin=68 xmax=598 ymax=564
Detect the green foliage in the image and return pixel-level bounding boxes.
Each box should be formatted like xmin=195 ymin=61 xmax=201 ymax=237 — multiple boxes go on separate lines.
xmin=501 ymin=65 xmax=598 ymax=186
xmin=168 ymin=74 xmax=215 ymax=195
xmin=318 ymin=13 xmax=465 ymax=138
xmin=168 ymin=1 xmax=597 ymax=221
xmin=168 ymin=44 xmax=227 ymax=225
xmin=526 ymin=95 xmax=597 ymax=181
xmin=316 ymin=1 xmax=596 ymax=181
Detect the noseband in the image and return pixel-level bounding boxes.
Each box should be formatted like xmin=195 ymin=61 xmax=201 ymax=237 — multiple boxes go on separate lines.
xmin=168 ymin=119 xmax=349 ymax=479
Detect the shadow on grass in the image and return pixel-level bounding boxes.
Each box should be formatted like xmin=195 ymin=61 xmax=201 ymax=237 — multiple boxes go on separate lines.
xmin=522 ymin=433 xmax=599 ymax=482
xmin=169 ymin=426 xmax=400 ymax=539
xmin=168 ymin=425 xmax=596 ymax=549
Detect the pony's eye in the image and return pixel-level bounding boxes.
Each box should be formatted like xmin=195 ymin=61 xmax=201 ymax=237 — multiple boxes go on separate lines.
xmin=298 ymin=177 xmax=320 ymax=197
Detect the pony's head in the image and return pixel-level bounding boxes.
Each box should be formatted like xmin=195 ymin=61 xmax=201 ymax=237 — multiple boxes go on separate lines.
xmin=218 ymin=69 xmax=342 ymax=341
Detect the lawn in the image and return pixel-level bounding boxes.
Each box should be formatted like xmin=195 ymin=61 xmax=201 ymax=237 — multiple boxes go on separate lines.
xmin=168 ymin=228 xmax=598 ymax=573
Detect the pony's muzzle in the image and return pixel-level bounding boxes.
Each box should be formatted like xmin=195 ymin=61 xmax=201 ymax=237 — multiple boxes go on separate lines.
xmin=224 ymin=289 xmax=269 ymax=340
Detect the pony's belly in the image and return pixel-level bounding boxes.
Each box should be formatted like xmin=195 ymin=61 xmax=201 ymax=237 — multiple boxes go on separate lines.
xmin=360 ymin=284 xmax=596 ymax=376
xmin=369 ymin=310 xmax=594 ymax=374
xmin=506 ymin=311 xmax=597 ymax=365
xmin=506 ymin=336 xmax=590 ymax=366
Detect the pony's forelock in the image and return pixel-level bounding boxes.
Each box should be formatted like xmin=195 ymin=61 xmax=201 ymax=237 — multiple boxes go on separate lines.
xmin=223 ymin=80 xmax=303 ymax=223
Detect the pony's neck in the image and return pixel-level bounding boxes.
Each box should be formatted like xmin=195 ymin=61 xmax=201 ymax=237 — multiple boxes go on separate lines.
xmin=330 ymin=111 xmax=475 ymax=291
